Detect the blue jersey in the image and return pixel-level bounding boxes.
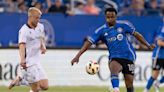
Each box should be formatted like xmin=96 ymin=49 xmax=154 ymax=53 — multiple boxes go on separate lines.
xmin=152 ymin=24 xmax=164 ymax=59
xmin=88 ymin=20 xmax=136 ymax=62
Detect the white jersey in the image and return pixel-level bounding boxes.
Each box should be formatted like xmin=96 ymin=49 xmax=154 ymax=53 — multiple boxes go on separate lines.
xmin=18 ymin=23 xmax=45 ymax=67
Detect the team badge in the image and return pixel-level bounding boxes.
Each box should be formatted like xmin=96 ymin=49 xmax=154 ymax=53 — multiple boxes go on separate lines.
xmin=117 ymin=27 xmax=123 ymax=33
xmin=104 ymin=32 xmax=108 ymax=36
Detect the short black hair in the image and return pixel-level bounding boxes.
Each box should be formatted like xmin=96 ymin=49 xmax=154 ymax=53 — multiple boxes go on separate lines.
xmin=104 ymin=7 xmax=117 ymax=15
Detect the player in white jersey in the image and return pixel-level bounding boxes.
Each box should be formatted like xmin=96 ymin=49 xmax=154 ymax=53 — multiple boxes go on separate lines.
xmin=8 ymin=7 xmax=48 ymax=92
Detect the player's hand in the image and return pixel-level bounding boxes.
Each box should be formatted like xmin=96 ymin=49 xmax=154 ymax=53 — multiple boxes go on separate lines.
xmin=41 ymin=46 xmax=46 ymax=54
xmin=148 ymin=44 xmax=156 ymax=50
xmin=71 ymin=57 xmax=79 ymax=66
xmin=20 ymin=61 xmax=27 ymax=69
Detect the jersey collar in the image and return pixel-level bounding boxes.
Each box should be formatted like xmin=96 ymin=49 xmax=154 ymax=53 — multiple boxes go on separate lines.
xmin=105 ymin=22 xmax=117 ymax=29
xmin=26 ymin=23 xmax=32 ymax=29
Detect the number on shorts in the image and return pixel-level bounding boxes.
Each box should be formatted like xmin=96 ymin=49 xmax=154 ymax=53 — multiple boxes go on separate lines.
xmin=128 ymin=64 xmax=135 ymax=73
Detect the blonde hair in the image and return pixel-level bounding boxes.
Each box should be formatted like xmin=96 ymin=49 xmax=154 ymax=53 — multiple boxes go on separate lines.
xmin=28 ymin=7 xmax=42 ymax=17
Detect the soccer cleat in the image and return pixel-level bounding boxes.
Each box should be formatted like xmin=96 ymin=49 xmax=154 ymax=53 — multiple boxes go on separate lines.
xmin=113 ymin=88 xmax=120 ymax=92
xmin=108 ymin=87 xmax=120 ymax=92
xmin=154 ymin=82 xmax=160 ymax=92
xmin=8 ymin=76 xmax=21 ymax=89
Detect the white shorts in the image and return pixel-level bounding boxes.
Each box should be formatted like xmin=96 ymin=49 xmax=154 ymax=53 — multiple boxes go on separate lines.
xmin=24 ymin=64 xmax=47 ymax=84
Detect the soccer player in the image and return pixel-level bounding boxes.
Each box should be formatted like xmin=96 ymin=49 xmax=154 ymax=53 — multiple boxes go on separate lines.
xmin=8 ymin=7 xmax=48 ymax=92
xmin=71 ymin=7 xmax=155 ymax=92
xmin=144 ymin=19 xmax=164 ymax=92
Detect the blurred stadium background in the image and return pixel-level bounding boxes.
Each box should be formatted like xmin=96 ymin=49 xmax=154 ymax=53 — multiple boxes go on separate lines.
xmin=0 ymin=0 xmax=164 ymax=92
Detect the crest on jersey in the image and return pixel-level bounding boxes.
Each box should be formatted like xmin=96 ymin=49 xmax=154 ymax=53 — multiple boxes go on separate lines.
xmin=104 ymin=32 xmax=108 ymax=36
xmin=117 ymin=34 xmax=123 ymax=41
xmin=117 ymin=27 xmax=123 ymax=33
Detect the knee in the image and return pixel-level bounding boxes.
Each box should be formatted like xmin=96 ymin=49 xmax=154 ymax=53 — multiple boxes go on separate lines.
xmin=110 ymin=67 xmax=120 ymax=74
xmin=40 ymin=85 xmax=48 ymax=90
xmin=109 ymin=62 xmax=122 ymax=74
xmin=110 ymin=69 xmax=119 ymax=74
xmin=152 ymin=75 xmax=158 ymax=80
xmin=152 ymin=70 xmax=160 ymax=79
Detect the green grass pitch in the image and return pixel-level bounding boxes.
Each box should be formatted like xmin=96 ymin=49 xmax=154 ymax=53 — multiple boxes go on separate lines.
xmin=1 ymin=86 xmax=163 ymax=92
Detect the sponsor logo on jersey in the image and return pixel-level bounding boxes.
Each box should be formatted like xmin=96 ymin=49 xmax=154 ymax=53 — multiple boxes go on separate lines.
xmin=117 ymin=34 xmax=123 ymax=41
xmin=108 ymin=37 xmax=116 ymax=42
xmin=104 ymin=32 xmax=108 ymax=36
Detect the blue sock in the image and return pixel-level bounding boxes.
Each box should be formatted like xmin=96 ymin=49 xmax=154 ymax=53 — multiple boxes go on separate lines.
xmin=146 ymin=76 xmax=155 ymax=90
xmin=111 ymin=74 xmax=119 ymax=88
xmin=159 ymin=76 xmax=164 ymax=83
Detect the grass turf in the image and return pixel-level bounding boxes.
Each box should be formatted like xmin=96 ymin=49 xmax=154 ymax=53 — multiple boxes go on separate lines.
xmin=1 ymin=86 xmax=163 ymax=92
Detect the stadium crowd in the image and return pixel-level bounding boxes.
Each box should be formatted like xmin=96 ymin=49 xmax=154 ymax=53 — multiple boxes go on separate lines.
xmin=0 ymin=0 xmax=163 ymax=16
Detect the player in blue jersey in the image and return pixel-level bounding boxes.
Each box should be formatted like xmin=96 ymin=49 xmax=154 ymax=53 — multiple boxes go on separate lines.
xmin=144 ymin=20 xmax=164 ymax=92
xmin=71 ymin=7 xmax=155 ymax=92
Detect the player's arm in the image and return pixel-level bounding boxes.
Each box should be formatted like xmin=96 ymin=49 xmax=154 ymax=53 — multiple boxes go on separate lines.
xmin=18 ymin=28 xmax=27 ymax=69
xmin=156 ymin=31 xmax=164 ymax=46
xmin=71 ymin=25 xmax=103 ymax=66
xmin=157 ymin=39 xmax=164 ymax=46
xmin=123 ymin=21 xmax=155 ymax=49
xmin=133 ymin=31 xmax=155 ymax=50
xmin=19 ymin=43 xmax=26 ymax=69
xmin=71 ymin=40 xmax=92 ymax=66
xmin=40 ymin=36 xmax=46 ymax=54
xmin=40 ymin=25 xmax=46 ymax=54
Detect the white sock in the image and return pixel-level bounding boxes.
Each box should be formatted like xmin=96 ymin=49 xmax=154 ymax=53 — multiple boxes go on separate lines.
xmin=29 ymin=90 xmax=33 ymax=92
xmin=143 ymin=88 xmax=149 ymax=92
xmin=114 ymin=87 xmax=120 ymax=92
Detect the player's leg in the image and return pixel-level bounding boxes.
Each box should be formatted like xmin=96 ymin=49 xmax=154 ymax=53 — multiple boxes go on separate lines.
xmin=159 ymin=75 xmax=164 ymax=84
xmin=158 ymin=62 xmax=164 ymax=84
xmin=122 ymin=60 xmax=135 ymax=92
xmin=26 ymin=65 xmax=41 ymax=92
xmin=154 ymin=80 xmax=160 ymax=92
xmin=29 ymin=82 xmax=40 ymax=92
xmin=8 ymin=76 xmax=21 ymax=89
xmin=8 ymin=66 xmax=29 ymax=89
xmin=37 ymin=64 xmax=49 ymax=91
xmin=38 ymin=79 xmax=48 ymax=90
xmin=144 ymin=70 xmax=159 ymax=92
xmin=108 ymin=59 xmax=122 ymax=91
xmin=124 ymin=74 xmax=134 ymax=92
xmin=144 ymin=59 xmax=161 ymax=92
xmin=154 ymin=68 xmax=164 ymax=92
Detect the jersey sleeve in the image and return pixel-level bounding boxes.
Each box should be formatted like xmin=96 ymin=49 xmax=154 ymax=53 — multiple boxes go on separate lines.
xmin=157 ymin=29 xmax=164 ymax=40
xmin=124 ymin=21 xmax=136 ymax=35
xmin=18 ymin=27 xmax=27 ymax=44
xmin=88 ymin=25 xmax=104 ymax=44
xmin=40 ymin=24 xmax=45 ymax=38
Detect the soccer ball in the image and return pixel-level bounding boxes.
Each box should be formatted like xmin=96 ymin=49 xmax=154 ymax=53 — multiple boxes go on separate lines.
xmin=86 ymin=61 xmax=99 ymax=75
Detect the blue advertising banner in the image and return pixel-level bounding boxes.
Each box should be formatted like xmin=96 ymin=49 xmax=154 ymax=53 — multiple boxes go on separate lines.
xmin=0 ymin=13 xmax=162 ymax=47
